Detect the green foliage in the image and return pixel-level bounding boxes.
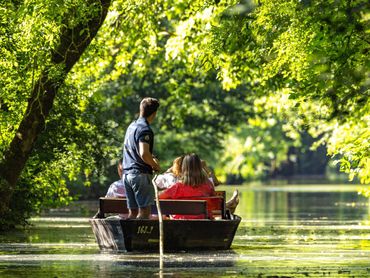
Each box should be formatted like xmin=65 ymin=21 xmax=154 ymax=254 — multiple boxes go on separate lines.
xmin=1 ymin=0 xmax=250 ymax=227
xmin=326 ymin=108 xmax=370 ymax=184
xmin=64 ymin=0 xmax=250 ymax=170
xmin=210 ymin=0 xmax=370 ymax=185
xmin=160 ymin=0 xmax=369 ymax=185
xmin=0 ymin=0 xmax=114 ymax=225
xmin=1 ymin=0 xmax=369 ymax=227
xmin=215 ymin=90 xmax=301 ymax=181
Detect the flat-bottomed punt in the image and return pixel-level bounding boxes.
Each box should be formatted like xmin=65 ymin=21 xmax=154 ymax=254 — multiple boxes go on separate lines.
xmin=90 ymin=194 xmax=241 ymax=252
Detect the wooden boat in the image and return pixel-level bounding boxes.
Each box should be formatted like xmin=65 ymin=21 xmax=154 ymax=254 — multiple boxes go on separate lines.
xmin=90 ymin=194 xmax=241 ymax=252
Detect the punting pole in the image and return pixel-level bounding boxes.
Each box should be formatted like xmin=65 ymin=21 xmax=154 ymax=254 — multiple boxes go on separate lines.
xmin=152 ymin=174 xmax=164 ymax=270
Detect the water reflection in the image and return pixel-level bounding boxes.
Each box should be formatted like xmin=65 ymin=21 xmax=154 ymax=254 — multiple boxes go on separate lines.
xmin=235 ymin=184 xmax=369 ymax=221
xmin=0 ymin=185 xmax=369 ymax=277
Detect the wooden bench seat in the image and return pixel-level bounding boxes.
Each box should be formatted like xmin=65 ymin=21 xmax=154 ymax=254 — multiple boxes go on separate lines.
xmin=96 ymin=193 xmax=226 ymax=219
xmin=177 ymin=196 xmax=225 ymax=219
xmin=95 ymin=191 xmax=227 ymax=219
xmin=96 ymin=198 xmax=209 ymax=219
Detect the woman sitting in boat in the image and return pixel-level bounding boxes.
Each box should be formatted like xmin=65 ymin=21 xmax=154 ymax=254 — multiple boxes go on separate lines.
xmin=159 ymin=153 xmax=215 ymax=219
xmin=155 ymin=155 xmax=220 ymax=188
xmin=154 ymin=155 xmax=184 ymax=190
xmin=155 ymin=155 xmax=239 ymax=214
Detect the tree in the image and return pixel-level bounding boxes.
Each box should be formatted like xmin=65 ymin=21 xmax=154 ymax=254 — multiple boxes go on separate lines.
xmin=0 ymin=0 xmax=111 ymax=227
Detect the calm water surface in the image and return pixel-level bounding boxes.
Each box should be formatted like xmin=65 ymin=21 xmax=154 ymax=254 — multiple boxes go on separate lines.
xmin=0 ymin=184 xmax=369 ymax=277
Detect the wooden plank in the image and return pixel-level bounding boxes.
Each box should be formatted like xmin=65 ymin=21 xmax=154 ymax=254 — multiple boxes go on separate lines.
xmin=215 ymin=191 xmax=226 ymax=219
xmin=154 ymin=199 xmax=208 ymax=217
xmin=98 ymin=198 xmax=208 ymax=218
xmin=178 ymin=196 xmax=226 ymax=219
xmin=214 ymin=190 xmax=226 ymax=198
xmin=100 ymin=198 xmax=129 ymax=214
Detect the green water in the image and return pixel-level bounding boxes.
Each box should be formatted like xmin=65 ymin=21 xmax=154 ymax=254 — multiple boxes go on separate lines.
xmin=0 ymin=184 xmax=369 ymax=277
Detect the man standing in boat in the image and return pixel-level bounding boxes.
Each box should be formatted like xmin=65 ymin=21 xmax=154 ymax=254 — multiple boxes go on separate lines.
xmin=122 ymin=97 xmax=160 ymax=219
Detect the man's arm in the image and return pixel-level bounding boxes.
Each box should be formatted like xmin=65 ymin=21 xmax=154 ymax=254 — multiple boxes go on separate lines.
xmin=139 ymin=142 xmax=160 ymax=171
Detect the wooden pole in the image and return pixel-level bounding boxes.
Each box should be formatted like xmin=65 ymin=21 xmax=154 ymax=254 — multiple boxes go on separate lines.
xmin=152 ymin=175 xmax=164 ymax=270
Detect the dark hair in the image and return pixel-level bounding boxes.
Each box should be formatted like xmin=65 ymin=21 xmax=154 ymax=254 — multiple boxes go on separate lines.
xmin=140 ymin=97 xmax=160 ymax=118
xmin=181 ymin=153 xmax=208 ymax=187
xmin=118 ymin=158 xmax=123 ymax=177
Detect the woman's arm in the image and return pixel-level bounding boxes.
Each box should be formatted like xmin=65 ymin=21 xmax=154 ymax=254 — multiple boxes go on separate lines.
xmin=159 ymin=183 xmax=179 ymax=199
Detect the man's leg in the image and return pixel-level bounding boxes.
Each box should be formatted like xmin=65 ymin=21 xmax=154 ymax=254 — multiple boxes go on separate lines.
xmin=134 ymin=174 xmax=155 ymax=219
xmin=137 ymin=206 xmax=151 ymax=219
xmin=124 ymin=174 xmax=139 ymax=218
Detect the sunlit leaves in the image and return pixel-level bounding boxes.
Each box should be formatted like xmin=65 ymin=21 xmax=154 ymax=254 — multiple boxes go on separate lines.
xmin=206 ymin=0 xmax=370 ymax=185
xmin=215 ymin=90 xmax=300 ymax=181
xmin=327 ymin=110 xmax=370 ymax=184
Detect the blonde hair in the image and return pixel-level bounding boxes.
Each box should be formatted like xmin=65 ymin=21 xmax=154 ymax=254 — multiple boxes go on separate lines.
xmin=181 ymin=153 xmax=208 ymax=187
xmin=171 ymin=156 xmax=184 ymax=177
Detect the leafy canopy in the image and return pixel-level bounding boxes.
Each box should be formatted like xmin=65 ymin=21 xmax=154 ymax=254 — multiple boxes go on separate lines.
xmin=0 ymin=0 xmax=369 ymax=225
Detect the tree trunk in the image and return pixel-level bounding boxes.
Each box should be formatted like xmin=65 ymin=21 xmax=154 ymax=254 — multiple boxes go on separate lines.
xmin=0 ymin=0 xmax=111 ymax=218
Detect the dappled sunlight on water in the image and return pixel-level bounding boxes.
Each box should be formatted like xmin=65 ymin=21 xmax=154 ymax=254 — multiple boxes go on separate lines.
xmin=0 ymin=185 xmax=369 ymax=277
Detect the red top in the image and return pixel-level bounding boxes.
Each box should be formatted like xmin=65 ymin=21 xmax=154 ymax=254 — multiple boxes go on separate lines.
xmin=159 ymin=181 xmax=215 ymax=219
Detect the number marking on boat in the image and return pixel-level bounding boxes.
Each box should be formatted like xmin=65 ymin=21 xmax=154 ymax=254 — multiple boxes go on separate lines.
xmin=137 ymin=225 xmax=154 ymax=234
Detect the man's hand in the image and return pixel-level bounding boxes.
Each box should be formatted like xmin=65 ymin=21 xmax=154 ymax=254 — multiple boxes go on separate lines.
xmin=152 ymin=157 xmax=161 ymax=172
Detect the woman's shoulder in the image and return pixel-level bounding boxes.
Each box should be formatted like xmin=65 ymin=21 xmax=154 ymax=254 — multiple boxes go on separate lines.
xmin=202 ymin=181 xmax=216 ymax=194
xmin=172 ymin=181 xmax=185 ymax=187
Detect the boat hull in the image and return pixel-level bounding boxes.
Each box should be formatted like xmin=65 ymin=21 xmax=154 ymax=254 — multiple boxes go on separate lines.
xmin=90 ymin=217 xmax=241 ymax=252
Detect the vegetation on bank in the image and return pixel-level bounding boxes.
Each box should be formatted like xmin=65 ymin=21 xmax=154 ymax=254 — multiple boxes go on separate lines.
xmin=0 ymin=0 xmax=369 ymax=228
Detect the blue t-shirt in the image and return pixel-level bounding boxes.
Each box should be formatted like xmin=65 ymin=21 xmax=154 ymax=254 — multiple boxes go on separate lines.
xmin=122 ymin=117 xmax=154 ymax=174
